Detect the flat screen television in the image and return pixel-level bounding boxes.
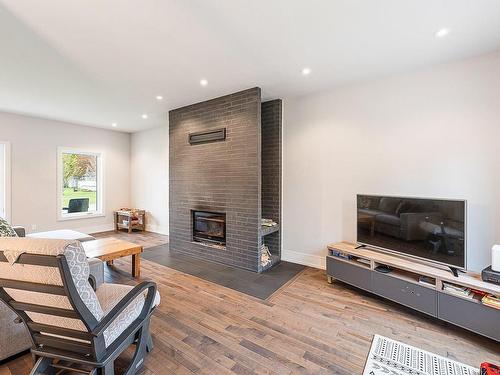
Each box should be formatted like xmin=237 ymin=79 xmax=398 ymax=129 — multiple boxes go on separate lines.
xmin=357 ymin=195 xmax=466 ymax=270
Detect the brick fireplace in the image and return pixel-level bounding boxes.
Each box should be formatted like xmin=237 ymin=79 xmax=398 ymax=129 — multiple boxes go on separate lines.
xmin=169 ymin=88 xmax=282 ymax=272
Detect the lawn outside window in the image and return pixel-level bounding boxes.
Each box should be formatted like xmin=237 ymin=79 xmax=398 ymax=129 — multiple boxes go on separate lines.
xmin=57 ymin=147 xmax=104 ymax=220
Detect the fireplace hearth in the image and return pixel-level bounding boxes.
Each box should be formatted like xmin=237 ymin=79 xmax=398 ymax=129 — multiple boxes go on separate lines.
xmin=192 ymin=210 xmax=226 ymax=245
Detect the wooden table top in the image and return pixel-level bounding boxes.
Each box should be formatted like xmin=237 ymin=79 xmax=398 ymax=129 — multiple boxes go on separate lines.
xmin=83 ymin=237 xmax=142 ymax=259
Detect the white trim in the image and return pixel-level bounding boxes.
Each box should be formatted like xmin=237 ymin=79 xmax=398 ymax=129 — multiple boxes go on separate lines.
xmin=0 ymin=141 xmax=12 ymax=222
xmin=282 ymin=249 xmax=326 ymax=269
xmin=57 ymin=147 xmax=105 ymax=221
xmin=58 ymin=213 xmax=106 ymax=221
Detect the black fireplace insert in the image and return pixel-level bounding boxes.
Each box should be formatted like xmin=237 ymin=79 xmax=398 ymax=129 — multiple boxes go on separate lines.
xmin=192 ymin=210 xmax=226 ymax=245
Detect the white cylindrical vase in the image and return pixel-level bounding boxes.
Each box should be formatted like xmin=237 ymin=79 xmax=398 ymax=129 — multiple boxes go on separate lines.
xmin=492 ymin=244 xmax=500 ymax=272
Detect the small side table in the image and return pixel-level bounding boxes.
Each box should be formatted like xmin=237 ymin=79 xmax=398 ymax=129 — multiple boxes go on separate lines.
xmin=114 ymin=209 xmax=146 ymax=233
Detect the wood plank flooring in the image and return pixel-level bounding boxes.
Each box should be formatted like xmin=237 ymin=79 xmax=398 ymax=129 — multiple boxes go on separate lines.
xmin=1 ymin=232 xmax=498 ymax=374
xmin=93 ymin=230 xmax=169 ymax=249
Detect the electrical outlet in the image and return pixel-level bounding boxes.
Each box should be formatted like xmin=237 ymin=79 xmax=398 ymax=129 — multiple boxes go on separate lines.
xmin=31 ymin=224 xmax=37 ymax=231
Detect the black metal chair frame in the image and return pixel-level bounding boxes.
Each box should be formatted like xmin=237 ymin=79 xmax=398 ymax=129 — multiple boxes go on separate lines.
xmin=64 ymin=198 xmax=90 ymax=213
xmin=0 ymin=250 xmax=157 ymax=375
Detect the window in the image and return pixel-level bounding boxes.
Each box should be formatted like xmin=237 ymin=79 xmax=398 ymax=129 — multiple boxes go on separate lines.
xmin=57 ymin=148 xmax=104 ymax=220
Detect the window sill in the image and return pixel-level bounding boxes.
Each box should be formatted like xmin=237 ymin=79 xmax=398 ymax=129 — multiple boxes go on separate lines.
xmin=57 ymin=213 xmax=105 ymax=222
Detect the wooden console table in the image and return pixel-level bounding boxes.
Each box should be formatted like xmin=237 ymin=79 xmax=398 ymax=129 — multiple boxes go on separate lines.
xmin=83 ymin=238 xmax=143 ymax=278
xmin=327 ymin=242 xmax=500 ymax=342
xmin=114 ymin=209 xmax=145 ymax=233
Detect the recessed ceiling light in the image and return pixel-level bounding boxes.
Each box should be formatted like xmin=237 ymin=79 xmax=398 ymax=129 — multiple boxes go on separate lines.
xmin=141 ymin=114 xmax=148 ymax=119
xmin=111 ymin=122 xmax=117 ymax=127
xmin=200 ymin=79 xmax=208 ymax=86
xmin=156 ymin=95 xmax=163 ymax=100
xmin=435 ymin=28 xmax=450 ymax=38
xmin=302 ymin=67 xmax=311 ymax=76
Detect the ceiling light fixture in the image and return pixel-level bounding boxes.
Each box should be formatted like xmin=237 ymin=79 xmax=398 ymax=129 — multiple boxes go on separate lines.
xmin=156 ymin=95 xmax=163 ymax=100
xmin=112 ymin=122 xmax=117 ymax=127
xmin=200 ymin=79 xmax=208 ymax=86
xmin=302 ymin=67 xmax=311 ymax=76
xmin=142 ymin=114 xmax=148 ymax=119
xmin=435 ymin=28 xmax=450 ymax=38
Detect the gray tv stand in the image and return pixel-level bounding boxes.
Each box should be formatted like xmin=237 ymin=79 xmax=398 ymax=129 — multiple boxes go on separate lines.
xmin=327 ymin=242 xmax=500 ymax=342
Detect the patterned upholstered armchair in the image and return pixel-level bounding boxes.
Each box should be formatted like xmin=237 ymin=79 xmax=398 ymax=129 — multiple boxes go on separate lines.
xmin=0 ymin=238 xmax=160 ymax=375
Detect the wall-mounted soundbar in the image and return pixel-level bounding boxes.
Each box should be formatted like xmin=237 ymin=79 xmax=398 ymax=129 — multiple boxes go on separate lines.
xmin=189 ymin=128 xmax=226 ymax=145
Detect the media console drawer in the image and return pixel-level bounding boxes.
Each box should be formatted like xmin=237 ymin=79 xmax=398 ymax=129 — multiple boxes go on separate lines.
xmin=372 ymin=272 xmax=437 ymax=316
xmin=327 ymin=243 xmax=499 ymax=342
xmin=326 ymin=256 xmax=371 ymax=290
xmin=438 ymin=292 xmax=500 ymax=341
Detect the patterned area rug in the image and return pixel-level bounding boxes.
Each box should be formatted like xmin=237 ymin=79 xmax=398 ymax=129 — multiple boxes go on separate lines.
xmin=364 ymin=335 xmax=479 ymax=375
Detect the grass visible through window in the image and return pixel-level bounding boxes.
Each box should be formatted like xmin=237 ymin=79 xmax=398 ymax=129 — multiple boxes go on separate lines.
xmin=61 ymin=152 xmax=99 ymax=214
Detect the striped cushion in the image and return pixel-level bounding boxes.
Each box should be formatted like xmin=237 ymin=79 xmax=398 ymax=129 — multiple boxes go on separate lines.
xmin=0 ymin=239 xmax=104 ymax=330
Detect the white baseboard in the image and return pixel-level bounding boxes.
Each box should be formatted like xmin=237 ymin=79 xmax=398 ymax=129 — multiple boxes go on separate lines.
xmin=145 ymin=224 xmax=169 ymax=236
xmin=282 ymin=250 xmax=326 ymax=269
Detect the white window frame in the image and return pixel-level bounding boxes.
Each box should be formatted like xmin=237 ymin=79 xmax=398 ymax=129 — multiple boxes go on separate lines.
xmin=57 ymin=147 xmax=105 ymax=221
xmin=0 ymin=141 xmax=12 ymax=223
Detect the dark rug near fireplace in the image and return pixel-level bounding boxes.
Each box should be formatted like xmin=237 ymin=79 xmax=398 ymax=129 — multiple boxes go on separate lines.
xmin=142 ymin=244 xmax=305 ymax=300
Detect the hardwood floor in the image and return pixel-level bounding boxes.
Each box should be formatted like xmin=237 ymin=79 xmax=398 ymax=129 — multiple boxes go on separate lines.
xmin=1 ymin=232 xmax=498 ymax=374
xmin=93 ymin=230 xmax=169 ymax=249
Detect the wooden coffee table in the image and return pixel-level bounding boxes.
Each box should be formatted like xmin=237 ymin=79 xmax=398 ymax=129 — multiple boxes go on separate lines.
xmin=83 ymin=238 xmax=143 ymax=278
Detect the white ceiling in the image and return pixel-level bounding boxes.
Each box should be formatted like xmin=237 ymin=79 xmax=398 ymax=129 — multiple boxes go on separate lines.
xmin=1 ymin=0 xmax=500 ymax=133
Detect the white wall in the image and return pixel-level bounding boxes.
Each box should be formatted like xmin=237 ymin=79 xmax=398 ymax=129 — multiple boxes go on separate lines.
xmin=131 ymin=125 xmax=169 ymax=235
xmin=0 ymin=112 xmax=130 ymax=233
xmin=283 ymin=52 xmax=500 ymax=272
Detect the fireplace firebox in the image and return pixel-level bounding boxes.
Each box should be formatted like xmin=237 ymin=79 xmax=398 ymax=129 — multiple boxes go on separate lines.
xmin=192 ymin=210 xmax=226 ymax=245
